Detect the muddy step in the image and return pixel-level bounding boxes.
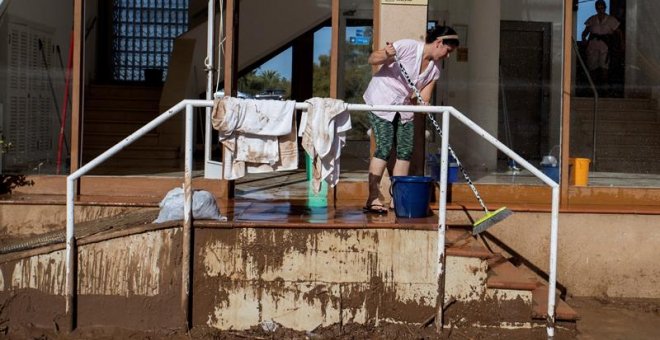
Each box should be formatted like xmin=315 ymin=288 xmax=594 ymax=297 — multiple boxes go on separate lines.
xmin=487 ymin=261 xmax=540 ymax=291
xmin=446 ymin=232 xmax=493 ymax=259
xmin=444 ymin=227 xmax=474 ymax=246
xmin=532 ymin=285 xmax=579 ymax=321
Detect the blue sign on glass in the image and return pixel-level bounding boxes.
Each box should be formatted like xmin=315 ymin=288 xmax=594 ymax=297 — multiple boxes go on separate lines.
xmin=350 ymin=36 xmax=370 ymax=45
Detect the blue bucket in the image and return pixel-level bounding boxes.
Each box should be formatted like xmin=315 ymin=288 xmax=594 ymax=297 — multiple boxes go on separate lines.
xmin=431 ymin=166 xmax=458 ymax=183
xmin=391 ymin=176 xmax=434 ymax=218
xmin=541 ymin=165 xmax=559 ymax=183
xmin=429 ymin=155 xmax=459 ymax=183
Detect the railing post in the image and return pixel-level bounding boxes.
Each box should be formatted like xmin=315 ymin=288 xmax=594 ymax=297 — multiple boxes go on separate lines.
xmin=182 ymin=104 xmax=194 ymax=329
xmin=204 ymin=0 xmax=215 ymax=169
xmin=547 ymin=186 xmax=560 ymax=337
xmin=65 ymin=177 xmax=77 ymax=331
xmin=435 ymin=111 xmax=450 ymax=332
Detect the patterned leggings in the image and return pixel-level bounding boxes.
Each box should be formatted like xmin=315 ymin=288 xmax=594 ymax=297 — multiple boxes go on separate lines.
xmin=369 ymin=112 xmax=414 ymax=161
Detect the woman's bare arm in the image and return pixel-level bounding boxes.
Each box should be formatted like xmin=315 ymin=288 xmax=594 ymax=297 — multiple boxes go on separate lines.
xmin=368 ymin=42 xmax=396 ymax=65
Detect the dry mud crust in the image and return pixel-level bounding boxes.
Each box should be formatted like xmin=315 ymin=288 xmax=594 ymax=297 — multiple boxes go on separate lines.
xmin=0 ymin=323 xmax=578 ymax=340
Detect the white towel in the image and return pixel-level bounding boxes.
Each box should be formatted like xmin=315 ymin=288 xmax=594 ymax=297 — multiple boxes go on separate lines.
xmin=212 ymin=97 xmax=297 ymax=179
xmin=300 ymin=98 xmax=351 ymax=192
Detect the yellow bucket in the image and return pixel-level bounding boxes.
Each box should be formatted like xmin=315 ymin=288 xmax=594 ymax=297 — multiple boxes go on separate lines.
xmin=569 ymin=158 xmax=591 ymax=186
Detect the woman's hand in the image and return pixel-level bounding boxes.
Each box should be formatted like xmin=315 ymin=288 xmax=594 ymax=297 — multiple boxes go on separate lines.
xmin=384 ymin=42 xmax=396 ymax=58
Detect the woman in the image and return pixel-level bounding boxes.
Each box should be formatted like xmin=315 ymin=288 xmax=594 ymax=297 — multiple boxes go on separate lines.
xmin=363 ymin=25 xmax=459 ymax=214
xmin=581 ymin=0 xmax=622 ymax=93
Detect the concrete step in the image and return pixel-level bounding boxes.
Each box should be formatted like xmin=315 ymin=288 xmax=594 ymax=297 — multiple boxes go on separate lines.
xmin=579 ymin=120 xmax=660 ymax=134
xmin=86 ymin=98 xmax=161 ymax=112
xmin=83 ymin=146 xmax=180 ymax=160
xmin=572 ymin=97 xmax=657 ymax=111
xmin=596 ymin=145 xmax=660 ymax=158
xmin=84 ymin=107 xmax=162 ymax=122
xmin=532 ymin=286 xmax=579 ymax=321
xmin=594 ymin=158 xmax=660 ymax=174
xmin=86 ymin=84 xmax=163 ymax=99
xmin=573 ymin=108 xmax=658 ymax=122
xmin=593 ymin=132 xmax=660 ymax=146
xmin=446 ymin=234 xmax=493 ymax=259
xmin=83 ymin=131 xmax=161 ymax=148
xmin=84 ymin=119 xmax=154 ymax=134
xmin=81 ymin=156 xmax=182 ymax=170
xmin=487 ymin=261 xmax=540 ymax=291
xmin=84 ymin=117 xmax=183 ymax=133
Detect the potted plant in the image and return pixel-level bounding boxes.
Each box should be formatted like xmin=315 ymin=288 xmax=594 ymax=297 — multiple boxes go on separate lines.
xmin=0 ymin=138 xmax=33 ymax=194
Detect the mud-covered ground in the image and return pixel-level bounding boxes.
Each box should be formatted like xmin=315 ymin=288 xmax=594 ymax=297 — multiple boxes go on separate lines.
xmin=3 ymin=297 xmax=660 ymax=339
xmin=1 ymin=322 xmax=574 ymax=340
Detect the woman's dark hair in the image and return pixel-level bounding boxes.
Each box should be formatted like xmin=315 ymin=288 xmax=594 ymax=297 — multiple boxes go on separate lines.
xmin=595 ymin=0 xmax=606 ymax=9
xmin=426 ymin=25 xmax=460 ymax=47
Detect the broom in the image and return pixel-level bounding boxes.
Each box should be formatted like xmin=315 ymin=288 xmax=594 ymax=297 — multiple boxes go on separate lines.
xmin=391 ymin=50 xmax=512 ymax=235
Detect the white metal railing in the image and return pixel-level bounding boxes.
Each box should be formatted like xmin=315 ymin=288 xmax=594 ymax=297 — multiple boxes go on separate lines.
xmin=65 ymin=100 xmax=559 ymax=337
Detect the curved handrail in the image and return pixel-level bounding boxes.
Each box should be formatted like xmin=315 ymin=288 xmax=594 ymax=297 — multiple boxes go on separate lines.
xmin=572 ymin=37 xmax=599 ymax=169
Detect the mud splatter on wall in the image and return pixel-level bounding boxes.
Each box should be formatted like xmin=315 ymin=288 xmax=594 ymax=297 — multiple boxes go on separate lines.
xmin=0 ymin=267 xmax=3 ymax=290
xmin=196 ymin=228 xmax=456 ymax=331
xmin=3 ymin=229 xmax=180 ymax=297
xmin=10 ymin=252 xmax=66 ymax=295
xmin=78 ymin=230 xmax=178 ymax=296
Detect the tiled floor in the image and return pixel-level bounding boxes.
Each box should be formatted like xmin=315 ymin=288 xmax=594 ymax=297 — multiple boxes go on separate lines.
xmin=228 ymin=171 xmax=440 ymax=228
xmin=216 ymin=199 xmax=439 ymax=229
xmin=233 ymin=169 xmax=660 ymax=203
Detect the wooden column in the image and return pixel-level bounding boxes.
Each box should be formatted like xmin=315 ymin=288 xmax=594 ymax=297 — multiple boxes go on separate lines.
xmin=221 ymin=0 xmax=239 ymax=199
xmin=330 ymin=0 xmax=340 ymax=99
xmin=560 ymin=0 xmax=573 ymax=208
xmin=326 ymin=0 xmax=340 ymax=206
xmin=291 ymin=31 xmax=314 ymax=102
xmin=71 ymin=0 xmax=85 ymax=174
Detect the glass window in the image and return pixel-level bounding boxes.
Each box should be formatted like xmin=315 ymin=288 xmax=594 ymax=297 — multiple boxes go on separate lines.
xmin=1 ymin=0 xmax=74 ymax=176
xmin=111 ymin=0 xmax=188 ymax=82
xmin=425 ymin=0 xmax=563 ymax=186
xmin=338 ymin=0 xmax=374 ymax=172
xmin=571 ymin=0 xmax=660 ymax=187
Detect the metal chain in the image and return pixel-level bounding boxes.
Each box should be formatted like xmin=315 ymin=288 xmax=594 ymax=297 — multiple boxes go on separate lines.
xmin=393 ymin=53 xmax=489 ymax=213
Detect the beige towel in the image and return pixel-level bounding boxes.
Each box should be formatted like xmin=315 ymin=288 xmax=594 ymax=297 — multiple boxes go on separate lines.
xmin=212 ymin=97 xmax=298 ymax=179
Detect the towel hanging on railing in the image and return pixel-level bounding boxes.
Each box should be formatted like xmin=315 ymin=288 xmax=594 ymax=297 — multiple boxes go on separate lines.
xmin=212 ymin=97 xmax=298 ymax=179
xmin=299 ymin=97 xmax=351 ymax=193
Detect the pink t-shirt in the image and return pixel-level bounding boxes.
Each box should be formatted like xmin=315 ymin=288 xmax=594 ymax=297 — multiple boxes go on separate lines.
xmin=363 ymin=39 xmax=441 ymax=123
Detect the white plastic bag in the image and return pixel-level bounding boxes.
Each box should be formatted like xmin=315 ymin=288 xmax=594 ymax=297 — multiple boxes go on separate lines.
xmin=154 ymin=187 xmax=226 ymax=223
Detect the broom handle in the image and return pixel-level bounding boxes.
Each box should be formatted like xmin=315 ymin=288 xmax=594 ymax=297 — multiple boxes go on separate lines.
xmin=392 ymin=52 xmax=490 ymax=214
